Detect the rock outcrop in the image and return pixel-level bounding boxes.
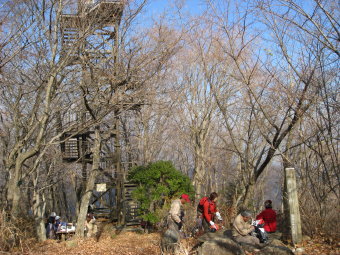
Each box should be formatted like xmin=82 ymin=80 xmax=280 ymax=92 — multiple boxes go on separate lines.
xmin=196 ymin=230 xmax=294 ymax=255
xmin=161 ymin=228 xmax=181 ymax=253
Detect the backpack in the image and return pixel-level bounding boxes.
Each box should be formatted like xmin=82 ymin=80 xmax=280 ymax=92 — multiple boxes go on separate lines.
xmin=197 ymin=196 xmax=209 ymax=213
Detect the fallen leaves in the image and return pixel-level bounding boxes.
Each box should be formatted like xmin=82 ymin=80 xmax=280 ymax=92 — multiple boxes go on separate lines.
xmin=300 ymin=236 xmax=340 ymax=255
xmin=29 ymin=232 xmax=162 ymax=255
xmin=12 ymin=227 xmax=340 ymax=255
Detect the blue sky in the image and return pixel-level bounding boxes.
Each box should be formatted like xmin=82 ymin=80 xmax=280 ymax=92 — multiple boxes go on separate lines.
xmin=148 ymin=0 xmax=204 ymax=12
xmin=143 ymin=0 xmax=206 ymax=19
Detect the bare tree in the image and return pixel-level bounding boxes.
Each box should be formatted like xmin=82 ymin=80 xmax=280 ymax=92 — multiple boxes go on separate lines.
xmin=191 ymin=0 xmax=337 ymax=209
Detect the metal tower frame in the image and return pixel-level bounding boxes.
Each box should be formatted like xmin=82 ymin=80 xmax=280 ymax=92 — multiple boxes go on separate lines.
xmin=60 ymin=0 xmax=139 ymax=226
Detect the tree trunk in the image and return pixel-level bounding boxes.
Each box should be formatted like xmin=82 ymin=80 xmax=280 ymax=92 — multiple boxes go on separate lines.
xmin=61 ymin=182 xmax=70 ymax=220
xmin=74 ymin=159 xmax=88 ymax=219
xmin=75 ymin=127 xmax=101 ymax=237
xmin=193 ymin=176 xmax=203 ymax=202
xmin=33 ymin=190 xmax=47 ymax=241
xmin=5 ymin=166 xmax=15 ymax=211
xmin=32 ymin=168 xmax=47 ymax=241
xmin=241 ymin=181 xmax=255 ymax=209
xmin=193 ymin=133 xmax=206 ymax=201
xmin=7 ymin=158 xmax=24 ymax=216
xmin=114 ymin=116 xmax=125 ymax=226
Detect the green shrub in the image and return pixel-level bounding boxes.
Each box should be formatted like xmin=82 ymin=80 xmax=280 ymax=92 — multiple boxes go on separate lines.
xmin=128 ymin=161 xmax=194 ymax=224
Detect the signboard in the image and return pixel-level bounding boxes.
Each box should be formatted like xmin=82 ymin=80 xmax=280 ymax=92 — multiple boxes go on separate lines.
xmin=96 ymin=183 xmax=107 ymax=192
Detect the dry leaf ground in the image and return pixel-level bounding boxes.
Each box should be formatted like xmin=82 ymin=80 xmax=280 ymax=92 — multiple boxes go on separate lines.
xmin=5 ymin=227 xmax=339 ymax=255
xmin=21 ymin=232 xmax=162 ymax=255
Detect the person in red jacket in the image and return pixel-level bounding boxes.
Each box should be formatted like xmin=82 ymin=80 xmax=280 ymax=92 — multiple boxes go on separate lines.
xmin=201 ymin=192 xmax=222 ymax=232
xmin=256 ymin=200 xmax=277 ymax=233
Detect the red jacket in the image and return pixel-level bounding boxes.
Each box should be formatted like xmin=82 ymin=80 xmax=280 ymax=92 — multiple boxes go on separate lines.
xmin=203 ymin=199 xmax=217 ymax=222
xmin=256 ymin=208 xmax=277 ymax=232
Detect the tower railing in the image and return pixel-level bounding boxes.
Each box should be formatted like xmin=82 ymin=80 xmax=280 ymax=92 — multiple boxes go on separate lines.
xmin=87 ymin=0 xmax=122 ymax=9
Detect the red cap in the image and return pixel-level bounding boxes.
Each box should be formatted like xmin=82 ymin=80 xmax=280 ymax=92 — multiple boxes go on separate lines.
xmin=181 ymin=194 xmax=190 ymax=203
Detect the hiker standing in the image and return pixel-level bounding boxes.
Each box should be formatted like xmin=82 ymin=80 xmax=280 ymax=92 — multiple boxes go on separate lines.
xmin=168 ymin=194 xmax=191 ymax=234
xmin=46 ymin=212 xmax=57 ymax=239
xmin=197 ymin=192 xmax=222 ymax=232
xmin=161 ymin=194 xmax=191 ymax=253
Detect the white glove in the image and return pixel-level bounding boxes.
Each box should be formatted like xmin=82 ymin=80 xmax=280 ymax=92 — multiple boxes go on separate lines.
xmin=209 ymin=221 xmax=215 ymax=226
xmin=216 ymin=212 xmax=223 ymax=221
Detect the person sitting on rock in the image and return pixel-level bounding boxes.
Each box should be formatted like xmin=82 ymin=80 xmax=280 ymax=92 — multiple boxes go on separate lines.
xmin=256 ymin=200 xmax=277 ymax=233
xmin=232 ymin=210 xmax=260 ymax=246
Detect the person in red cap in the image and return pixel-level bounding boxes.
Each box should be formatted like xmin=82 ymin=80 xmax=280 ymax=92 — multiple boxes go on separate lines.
xmin=167 ymin=194 xmax=191 ymax=234
xmin=162 ymin=194 xmax=190 ymax=252
xmin=256 ymin=200 xmax=277 ymax=233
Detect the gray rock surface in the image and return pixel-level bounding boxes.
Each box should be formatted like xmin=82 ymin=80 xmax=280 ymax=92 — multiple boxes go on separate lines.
xmin=161 ymin=228 xmax=180 ymax=253
xmin=196 ymin=230 xmax=294 ymax=255
xmin=257 ymin=244 xmax=294 ymax=255
xmin=197 ymin=237 xmax=245 ymax=255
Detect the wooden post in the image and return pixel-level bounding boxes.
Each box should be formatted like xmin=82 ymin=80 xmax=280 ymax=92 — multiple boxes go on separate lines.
xmin=285 ymin=168 xmax=302 ymax=244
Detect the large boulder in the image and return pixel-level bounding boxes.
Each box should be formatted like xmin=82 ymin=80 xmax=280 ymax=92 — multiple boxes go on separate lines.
xmin=196 ymin=230 xmax=294 ymax=255
xmin=197 ymin=237 xmax=245 ymax=255
xmin=197 ymin=231 xmax=245 ymax=255
xmin=161 ymin=228 xmax=181 ymax=253
xmin=257 ymin=239 xmax=294 ymax=255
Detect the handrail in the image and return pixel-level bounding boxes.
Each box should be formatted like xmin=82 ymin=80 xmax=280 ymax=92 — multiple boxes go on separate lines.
xmin=87 ymin=0 xmax=122 ymax=10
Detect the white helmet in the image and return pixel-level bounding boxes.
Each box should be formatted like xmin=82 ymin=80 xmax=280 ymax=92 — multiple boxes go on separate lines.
xmin=50 ymin=212 xmax=56 ymax=217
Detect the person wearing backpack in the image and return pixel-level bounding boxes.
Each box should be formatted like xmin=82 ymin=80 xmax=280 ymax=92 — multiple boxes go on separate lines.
xmin=197 ymin=192 xmax=222 ymax=232
xmin=168 ymin=194 xmax=191 ymax=232
xmin=161 ymin=194 xmax=191 ymax=253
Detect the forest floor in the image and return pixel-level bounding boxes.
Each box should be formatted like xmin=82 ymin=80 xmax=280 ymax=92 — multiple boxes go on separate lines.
xmin=6 ymin=227 xmax=340 ymax=255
